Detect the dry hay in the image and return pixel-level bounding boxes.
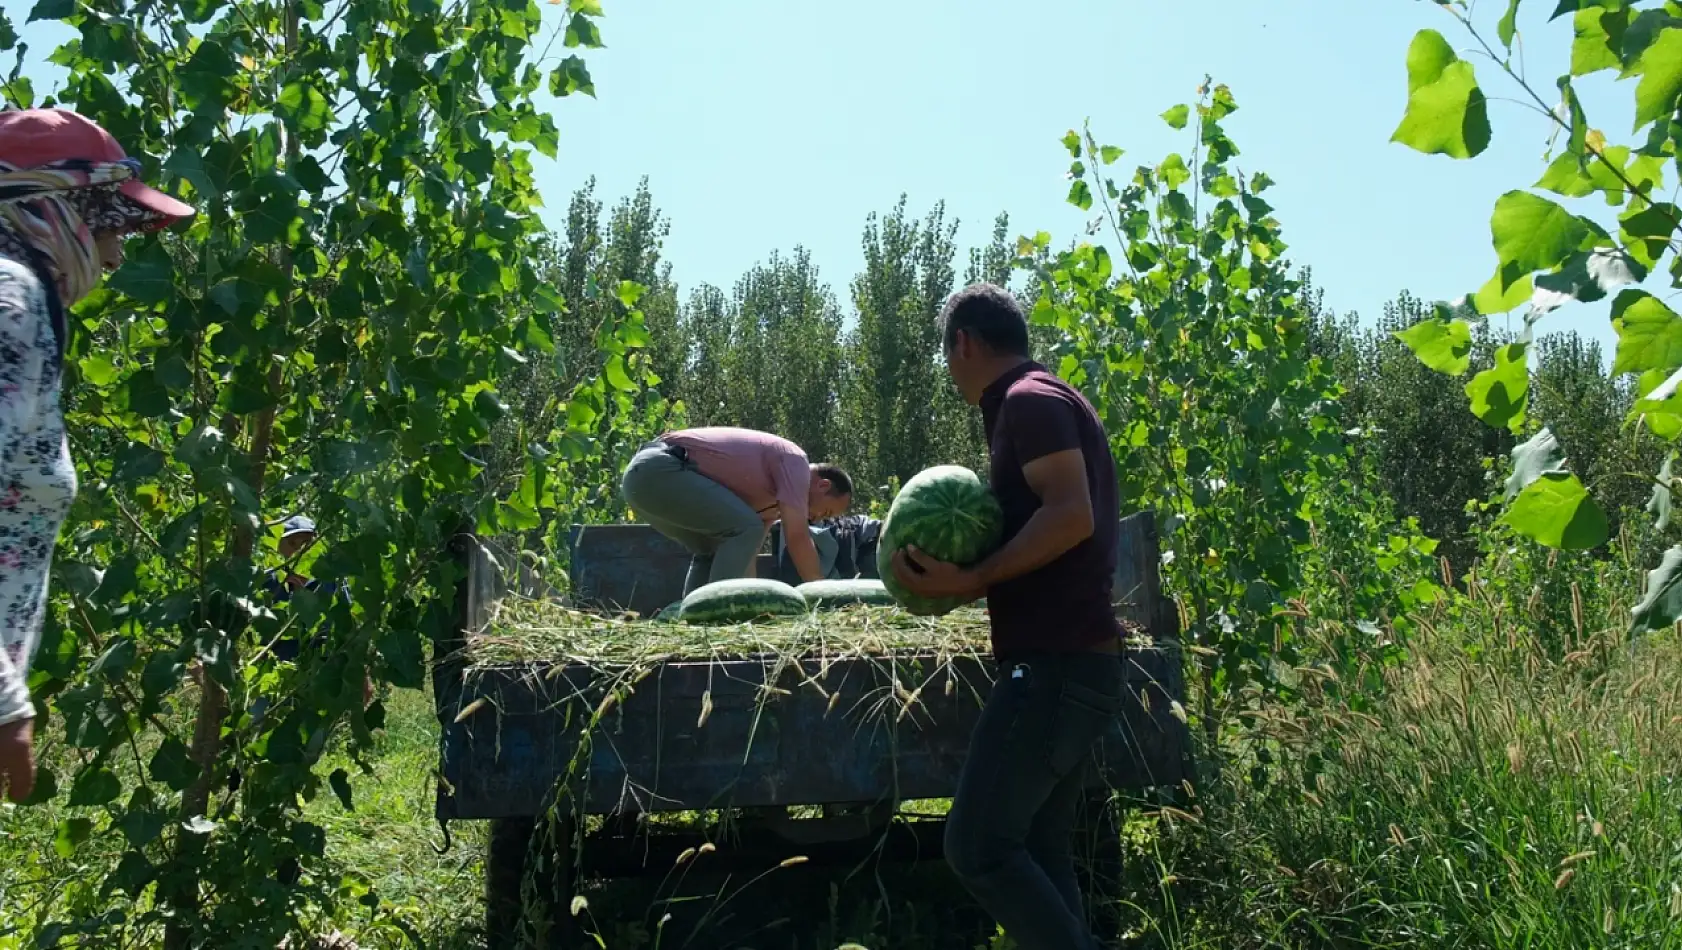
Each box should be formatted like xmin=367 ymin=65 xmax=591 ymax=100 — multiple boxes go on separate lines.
xmin=463 ymin=597 xmax=1155 ymax=671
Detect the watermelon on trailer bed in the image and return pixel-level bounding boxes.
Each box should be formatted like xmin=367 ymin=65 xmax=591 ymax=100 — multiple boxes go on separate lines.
xmin=797 ymin=579 xmax=897 ymax=610
xmin=678 ymin=578 xmax=808 ymax=625
xmin=876 ymin=465 xmax=1004 ymax=616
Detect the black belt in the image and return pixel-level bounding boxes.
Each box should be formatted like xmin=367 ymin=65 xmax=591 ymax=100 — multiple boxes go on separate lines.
xmin=650 ymin=440 xmax=688 ymax=464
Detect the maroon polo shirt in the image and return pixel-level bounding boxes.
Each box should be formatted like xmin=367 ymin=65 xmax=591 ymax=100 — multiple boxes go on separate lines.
xmin=980 ymin=360 xmax=1122 ymax=659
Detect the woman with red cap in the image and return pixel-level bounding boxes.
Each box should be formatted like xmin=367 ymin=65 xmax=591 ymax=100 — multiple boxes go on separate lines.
xmin=0 ymin=108 xmax=193 ymax=802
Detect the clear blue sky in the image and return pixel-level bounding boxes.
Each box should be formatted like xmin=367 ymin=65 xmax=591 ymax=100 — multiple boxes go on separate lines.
xmin=17 ymin=1 xmax=1647 ymax=357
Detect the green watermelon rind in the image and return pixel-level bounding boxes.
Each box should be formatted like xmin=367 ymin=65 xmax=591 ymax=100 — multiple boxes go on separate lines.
xmin=796 ymin=579 xmax=898 ymax=610
xmin=678 ymin=578 xmax=808 ymax=625
xmin=876 ymin=465 xmax=1004 ymax=617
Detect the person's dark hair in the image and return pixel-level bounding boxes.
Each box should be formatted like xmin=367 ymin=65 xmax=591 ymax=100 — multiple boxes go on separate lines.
xmin=812 ymin=464 xmax=853 ymax=497
xmin=939 ymin=282 xmax=1030 ymax=357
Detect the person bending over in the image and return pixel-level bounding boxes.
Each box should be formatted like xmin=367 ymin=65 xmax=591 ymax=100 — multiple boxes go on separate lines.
xmin=621 ymin=427 xmax=852 ymax=595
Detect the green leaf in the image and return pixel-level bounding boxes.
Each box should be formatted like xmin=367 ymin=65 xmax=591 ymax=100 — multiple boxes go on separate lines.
xmin=531 ymin=115 xmax=560 ymax=160
xmin=1621 ymin=201 xmax=1680 ymax=268
xmin=1473 ymin=268 xmax=1534 ymax=314
xmin=106 ymin=241 xmax=175 ymax=305
xmin=1502 ymin=472 xmax=1609 ymax=550
xmin=1158 ymin=153 xmax=1191 ymax=190
xmin=472 ymin=389 xmax=508 ymax=422
xmin=1391 ymin=29 xmax=1491 ymax=159
xmin=1560 ymin=77 xmax=1588 ymax=160
xmin=1162 ymin=105 xmax=1190 ymax=130
xmin=1535 ymin=144 xmax=1632 ymax=198
xmin=1572 ymin=6 xmax=1629 ymax=75
xmin=548 ymin=55 xmax=595 ymax=97
xmin=377 ymin=631 xmax=424 ymax=689
xmin=1098 ymin=145 xmax=1123 ymax=165
xmin=79 ymin=353 xmax=120 ymax=387
xmin=53 ymin=817 xmax=92 ymax=859
xmin=1394 ymin=317 xmax=1472 ymax=376
xmin=1499 ymin=0 xmax=1523 ymax=48
xmin=1621 ymin=12 xmax=1682 ymax=70
xmin=1490 ymin=191 xmax=1592 ymax=283
xmin=1060 ymin=130 xmax=1081 ymax=157
xmin=1465 ymin=341 xmax=1529 ymax=433
xmin=616 ymin=280 xmax=646 ymax=308
xmin=3 ymin=75 xmax=34 ymax=109
xmin=68 ymin=766 xmax=121 ymax=807
xmin=570 ymin=0 xmax=604 ymax=12
xmin=1067 ymin=180 xmax=1093 ymax=211
xmin=1633 ymin=27 xmax=1682 ymax=129
xmin=27 ymin=0 xmax=73 ymax=21
xmin=141 ymin=654 xmax=185 ymax=700
xmin=119 ymin=794 xmax=167 ymax=848
xmin=1621 ymin=368 xmax=1675 ymax=433
xmin=1631 ymin=545 xmax=1682 ymax=633
xmin=112 ymin=443 xmax=165 ymax=484
xmin=1612 ymin=290 xmax=1682 ymax=375
xmin=604 ymin=355 xmax=637 ymax=393
xmin=276 ymin=81 xmax=332 ymax=134
xmin=1649 ymin=451 xmax=1675 ymax=531
xmin=564 ymin=13 xmax=603 ymax=48
xmin=89 ymin=638 xmax=138 ymax=680
xmin=1506 ymin=427 xmax=1567 ymax=501
xmin=329 ymin=768 xmax=354 ymax=811
xmin=149 ymin=739 xmax=197 ymax=792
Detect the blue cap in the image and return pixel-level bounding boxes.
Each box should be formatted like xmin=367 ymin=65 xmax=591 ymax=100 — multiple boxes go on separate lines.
xmin=280 ymin=515 xmax=317 ymax=538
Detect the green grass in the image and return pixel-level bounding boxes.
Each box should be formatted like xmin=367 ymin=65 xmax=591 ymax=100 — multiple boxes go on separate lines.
xmin=1108 ymin=614 xmax=1682 ymax=948
xmin=5 ymin=588 xmax=1682 ymax=948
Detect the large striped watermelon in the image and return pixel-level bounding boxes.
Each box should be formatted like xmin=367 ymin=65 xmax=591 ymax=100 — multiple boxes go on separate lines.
xmin=678 ymin=578 xmax=807 ymax=624
xmin=797 ymin=579 xmax=897 ymax=610
xmin=876 ymin=465 xmax=1004 ymax=616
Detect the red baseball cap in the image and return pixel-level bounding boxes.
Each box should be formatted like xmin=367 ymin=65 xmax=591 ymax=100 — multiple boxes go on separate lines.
xmin=0 ymin=107 xmax=194 ymax=230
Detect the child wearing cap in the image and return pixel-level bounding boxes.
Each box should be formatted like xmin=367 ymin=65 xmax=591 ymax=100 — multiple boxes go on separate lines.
xmin=0 ymin=108 xmax=194 ymax=802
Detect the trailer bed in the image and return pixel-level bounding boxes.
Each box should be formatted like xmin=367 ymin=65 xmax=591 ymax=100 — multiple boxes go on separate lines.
xmin=440 ymin=643 xmax=1186 ymax=819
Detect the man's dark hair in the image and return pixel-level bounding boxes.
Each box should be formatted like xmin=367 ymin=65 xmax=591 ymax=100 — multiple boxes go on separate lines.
xmin=940 ymin=282 xmax=1030 ymax=357
xmin=813 ymin=464 xmax=853 ymax=497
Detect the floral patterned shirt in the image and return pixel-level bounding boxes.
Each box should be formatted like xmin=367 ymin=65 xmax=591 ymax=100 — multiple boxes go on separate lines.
xmin=0 ymin=254 xmax=78 ymax=726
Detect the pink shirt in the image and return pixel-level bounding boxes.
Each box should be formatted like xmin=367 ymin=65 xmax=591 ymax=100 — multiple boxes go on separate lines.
xmin=663 ymin=427 xmax=811 ymax=524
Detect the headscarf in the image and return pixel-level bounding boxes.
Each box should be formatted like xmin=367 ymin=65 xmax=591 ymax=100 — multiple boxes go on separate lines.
xmin=0 ymin=156 xmax=166 ymax=307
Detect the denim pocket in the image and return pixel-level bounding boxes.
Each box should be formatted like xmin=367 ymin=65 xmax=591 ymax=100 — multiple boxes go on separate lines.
xmin=1045 ymin=673 xmax=1124 ymax=777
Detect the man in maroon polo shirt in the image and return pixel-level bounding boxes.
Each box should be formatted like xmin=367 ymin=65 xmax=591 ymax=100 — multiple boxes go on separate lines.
xmin=891 ymin=282 xmax=1123 ymax=950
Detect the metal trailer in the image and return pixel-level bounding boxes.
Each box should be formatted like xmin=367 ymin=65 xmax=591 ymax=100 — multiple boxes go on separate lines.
xmin=433 ymin=511 xmax=1191 ymax=947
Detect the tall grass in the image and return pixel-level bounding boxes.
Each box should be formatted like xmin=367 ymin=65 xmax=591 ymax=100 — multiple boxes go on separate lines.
xmin=7 ymin=536 xmax=1681 ymax=949
xmin=1118 ymin=545 xmax=1682 ymax=949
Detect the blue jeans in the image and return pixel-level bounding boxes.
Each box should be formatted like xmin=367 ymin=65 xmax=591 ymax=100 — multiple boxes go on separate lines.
xmin=945 ymin=651 xmax=1124 ymax=950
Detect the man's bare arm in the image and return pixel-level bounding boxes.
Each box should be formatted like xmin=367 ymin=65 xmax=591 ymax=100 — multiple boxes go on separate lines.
xmin=972 ymin=448 xmax=1094 ymax=589
xmin=781 ymin=513 xmax=824 ymax=583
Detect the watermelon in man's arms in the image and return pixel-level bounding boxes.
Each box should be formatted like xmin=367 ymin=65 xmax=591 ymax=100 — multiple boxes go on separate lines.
xmin=876 ymin=465 xmax=1004 ymax=616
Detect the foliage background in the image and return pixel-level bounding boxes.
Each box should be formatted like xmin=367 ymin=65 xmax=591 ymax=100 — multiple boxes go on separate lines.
xmin=1 ymin=0 xmax=1681 ymax=947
